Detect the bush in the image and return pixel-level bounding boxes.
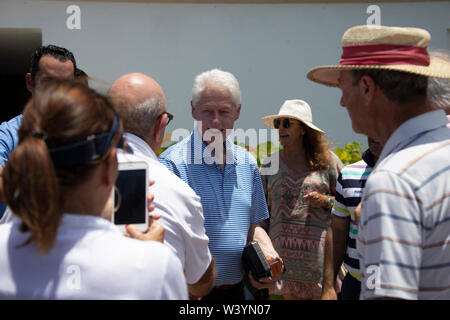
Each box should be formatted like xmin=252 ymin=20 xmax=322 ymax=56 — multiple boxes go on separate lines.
xmin=157 ymin=132 xmax=176 ymax=156
xmin=334 ymin=141 xmax=363 ymax=165
xmin=234 ymin=141 xmax=281 ymax=168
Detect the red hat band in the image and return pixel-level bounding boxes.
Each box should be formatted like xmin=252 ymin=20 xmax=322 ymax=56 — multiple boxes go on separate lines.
xmin=339 ymin=44 xmax=430 ymax=66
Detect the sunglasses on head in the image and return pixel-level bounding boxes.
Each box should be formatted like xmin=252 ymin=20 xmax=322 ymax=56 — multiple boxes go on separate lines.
xmin=273 ymin=118 xmax=291 ymax=129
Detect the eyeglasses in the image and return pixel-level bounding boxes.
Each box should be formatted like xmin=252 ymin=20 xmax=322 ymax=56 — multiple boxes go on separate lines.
xmin=273 ymin=118 xmax=290 ymax=129
xmin=158 ymin=111 xmax=174 ymax=126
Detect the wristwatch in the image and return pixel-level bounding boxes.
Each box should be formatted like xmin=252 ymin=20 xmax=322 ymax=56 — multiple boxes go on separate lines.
xmin=327 ymin=195 xmax=334 ymax=209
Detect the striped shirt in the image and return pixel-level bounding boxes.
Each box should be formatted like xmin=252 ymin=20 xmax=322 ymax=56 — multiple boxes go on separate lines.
xmin=332 ymin=150 xmax=376 ymax=281
xmin=159 ymin=129 xmax=269 ymax=286
xmin=358 ymin=110 xmax=450 ymax=300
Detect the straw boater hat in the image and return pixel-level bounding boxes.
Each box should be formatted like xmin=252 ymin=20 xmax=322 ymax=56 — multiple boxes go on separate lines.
xmin=307 ymin=25 xmax=450 ymax=87
xmin=261 ymin=99 xmax=324 ymax=133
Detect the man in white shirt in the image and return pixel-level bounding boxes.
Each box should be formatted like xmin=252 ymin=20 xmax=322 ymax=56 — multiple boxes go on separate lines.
xmin=109 ymin=73 xmax=216 ymax=299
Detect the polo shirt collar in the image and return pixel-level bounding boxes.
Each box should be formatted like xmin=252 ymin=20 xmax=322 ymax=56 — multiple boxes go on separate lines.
xmin=191 ymin=127 xmax=236 ymax=165
xmin=379 ymin=110 xmax=448 ymax=162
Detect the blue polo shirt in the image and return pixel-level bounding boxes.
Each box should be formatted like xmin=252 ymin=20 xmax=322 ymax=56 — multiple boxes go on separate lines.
xmin=0 ymin=114 xmax=22 ymax=219
xmin=159 ymin=129 xmax=269 ymax=286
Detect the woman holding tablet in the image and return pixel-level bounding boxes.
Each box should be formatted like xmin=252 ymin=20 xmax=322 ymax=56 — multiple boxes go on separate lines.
xmin=0 ymin=80 xmax=187 ymax=299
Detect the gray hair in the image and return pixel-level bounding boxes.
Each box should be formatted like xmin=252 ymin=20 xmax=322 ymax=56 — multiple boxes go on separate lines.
xmin=120 ymin=96 xmax=166 ymax=138
xmin=191 ymin=68 xmax=241 ymax=108
xmin=351 ymin=69 xmax=427 ymax=104
xmin=428 ymin=50 xmax=450 ymax=113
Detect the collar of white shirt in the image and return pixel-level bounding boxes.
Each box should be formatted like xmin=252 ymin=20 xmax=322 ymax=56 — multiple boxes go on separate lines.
xmin=124 ymin=132 xmax=158 ymax=161
xmin=59 ymin=213 xmax=116 ymax=231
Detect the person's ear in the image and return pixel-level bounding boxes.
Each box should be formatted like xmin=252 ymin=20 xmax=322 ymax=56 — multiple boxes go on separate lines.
xmin=360 ymin=75 xmax=376 ymax=105
xmin=234 ymin=104 xmax=242 ymax=121
xmin=101 ymin=148 xmax=118 ymax=187
xmin=153 ymin=115 xmax=166 ymax=145
xmin=25 ymin=73 xmax=33 ymax=93
xmin=191 ymin=100 xmax=198 ymax=120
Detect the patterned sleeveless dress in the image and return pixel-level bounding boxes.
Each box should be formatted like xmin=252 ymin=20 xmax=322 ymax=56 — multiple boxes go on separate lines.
xmin=261 ymin=151 xmax=342 ymax=299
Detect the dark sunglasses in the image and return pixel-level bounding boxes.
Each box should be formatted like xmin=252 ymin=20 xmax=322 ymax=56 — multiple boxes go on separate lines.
xmin=273 ymin=118 xmax=291 ymax=129
xmin=158 ymin=111 xmax=174 ymax=126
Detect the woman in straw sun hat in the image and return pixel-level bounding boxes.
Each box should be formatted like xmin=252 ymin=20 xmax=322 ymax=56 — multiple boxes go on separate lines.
xmin=259 ymin=99 xmax=343 ymax=300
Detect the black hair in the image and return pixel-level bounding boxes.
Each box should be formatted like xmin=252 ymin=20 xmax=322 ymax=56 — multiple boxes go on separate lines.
xmin=75 ymin=68 xmax=87 ymax=78
xmin=29 ymin=45 xmax=77 ymax=81
xmin=75 ymin=68 xmax=89 ymax=86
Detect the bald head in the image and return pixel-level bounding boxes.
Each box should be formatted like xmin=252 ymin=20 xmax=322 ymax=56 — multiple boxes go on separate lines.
xmin=109 ymin=72 xmax=166 ymax=107
xmin=109 ymin=73 xmax=168 ymax=149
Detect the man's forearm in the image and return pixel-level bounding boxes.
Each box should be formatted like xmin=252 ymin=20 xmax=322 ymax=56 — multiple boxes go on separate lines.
xmin=322 ymin=217 xmax=350 ymax=293
xmin=331 ymin=218 xmax=350 ymax=279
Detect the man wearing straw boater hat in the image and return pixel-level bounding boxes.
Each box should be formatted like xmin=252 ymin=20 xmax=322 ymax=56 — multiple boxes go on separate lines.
xmin=307 ymin=25 xmax=450 ymax=300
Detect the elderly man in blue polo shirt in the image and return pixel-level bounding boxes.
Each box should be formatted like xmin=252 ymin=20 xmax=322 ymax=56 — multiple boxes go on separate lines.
xmin=159 ymin=68 xmax=281 ymax=300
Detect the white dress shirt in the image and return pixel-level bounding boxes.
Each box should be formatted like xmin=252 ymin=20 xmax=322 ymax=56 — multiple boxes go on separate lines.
xmin=118 ymin=133 xmax=212 ymax=284
xmin=0 ymin=214 xmax=187 ymax=299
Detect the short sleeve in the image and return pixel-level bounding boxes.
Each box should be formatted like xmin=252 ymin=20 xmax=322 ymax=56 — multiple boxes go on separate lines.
xmin=250 ymin=163 xmax=270 ymax=224
xmin=332 ymin=173 xmax=351 ymax=219
xmin=182 ymin=198 xmax=213 ymax=284
xmin=260 ymin=171 xmax=270 ymax=215
xmin=0 ymin=115 xmax=22 ymax=167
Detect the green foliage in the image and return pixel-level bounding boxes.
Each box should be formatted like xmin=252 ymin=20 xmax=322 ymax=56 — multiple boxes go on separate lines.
xmin=234 ymin=141 xmax=281 ymax=168
xmin=334 ymin=141 xmax=364 ymax=165
xmin=157 ymin=132 xmax=177 ymax=156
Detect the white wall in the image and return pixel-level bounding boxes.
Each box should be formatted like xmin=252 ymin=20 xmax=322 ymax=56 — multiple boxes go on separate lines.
xmin=0 ymin=0 xmax=449 ymax=149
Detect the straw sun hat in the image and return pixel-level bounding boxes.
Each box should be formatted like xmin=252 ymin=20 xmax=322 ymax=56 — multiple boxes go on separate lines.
xmin=307 ymin=25 xmax=450 ymax=87
xmin=261 ymin=99 xmax=324 ymax=133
